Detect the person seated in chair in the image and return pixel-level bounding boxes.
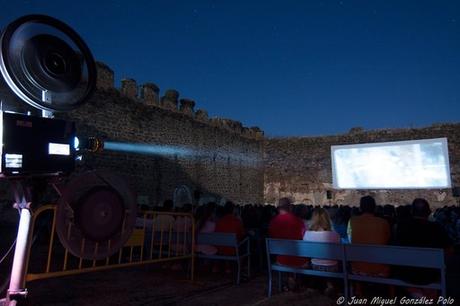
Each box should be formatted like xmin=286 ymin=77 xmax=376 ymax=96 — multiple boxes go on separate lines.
xmin=214 ymin=201 xmax=245 ymax=273
xmin=195 ymin=202 xmax=218 ymax=256
xmin=349 ymin=196 xmax=391 ymax=277
xmin=303 ymin=207 xmax=340 ymax=271
xmin=303 ymin=207 xmax=340 ymax=295
xmin=215 ymin=201 xmax=245 ymax=254
xmin=153 ymin=199 xmax=175 ymax=232
xmin=268 ymin=197 xmax=308 ymax=291
xmin=269 ymin=197 xmax=308 ymax=268
xmin=395 ymin=198 xmax=452 ymax=298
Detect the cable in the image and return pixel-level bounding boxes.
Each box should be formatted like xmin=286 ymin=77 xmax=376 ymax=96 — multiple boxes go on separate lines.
xmin=0 ymin=239 xmax=16 ymax=265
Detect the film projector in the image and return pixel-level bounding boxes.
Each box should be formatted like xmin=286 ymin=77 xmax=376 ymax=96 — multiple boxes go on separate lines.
xmin=0 ymin=15 xmax=137 ymax=305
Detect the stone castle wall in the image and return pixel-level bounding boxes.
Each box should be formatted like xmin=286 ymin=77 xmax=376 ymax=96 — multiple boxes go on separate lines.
xmin=264 ymin=125 xmax=460 ymax=207
xmin=0 ymin=62 xmax=265 ymax=213
xmin=0 ymin=60 xmax=458 ymax=212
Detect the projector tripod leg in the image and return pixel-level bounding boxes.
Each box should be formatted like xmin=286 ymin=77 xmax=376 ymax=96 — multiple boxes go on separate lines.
xmin=5 ymin=182 xmax=32 ymax=306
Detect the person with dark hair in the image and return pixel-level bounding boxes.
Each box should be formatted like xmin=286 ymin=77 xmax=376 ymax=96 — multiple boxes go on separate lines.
xmin=215 ymin=201 xmax=245 ymax=256
xmin=294 ymin=203 xmax=310 ymax=229
xmin=153 ymin=199 xmax=175 ymax=231
xmin=375 ymin=205 xmax=384 ymax=218
xmin=395 ymin=198 xmax=452 ymax=294
xmin=242 ymin=204 xmax=259 ymax=229
xmin=333 ymin=206 xmax=351 ymax=243
xmin=383 ymin=204 xmax=395 ymax=221
xmin=351 ymin=206 xmax=361 ymax=217
xmin=348 ymin=196 xmax=391 ymax=277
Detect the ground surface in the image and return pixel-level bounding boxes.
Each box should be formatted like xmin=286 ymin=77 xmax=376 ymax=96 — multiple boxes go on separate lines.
xmin=3 ymin=254 xmax=460 ymax=306
xmin=25 ymin=265 xmax=337 ymax=306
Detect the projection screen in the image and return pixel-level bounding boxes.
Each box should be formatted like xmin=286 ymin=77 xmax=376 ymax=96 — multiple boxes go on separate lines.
xmin=331 ymin=138 xmax=451 ymax=189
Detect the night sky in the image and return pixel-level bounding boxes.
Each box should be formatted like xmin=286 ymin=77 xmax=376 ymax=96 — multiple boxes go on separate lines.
xmin=1 ymin=1 xmax=459 ymax=137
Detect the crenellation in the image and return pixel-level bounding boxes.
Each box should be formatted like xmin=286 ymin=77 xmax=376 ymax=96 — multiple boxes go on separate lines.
xmin=94 ymin=62 xmax=263 ymax=139
xmin=348 ymin=126 xmax=364 ymax=134
xmin=242 ymin=127 xmax=255 ymax=138
xmin=96 ymin=61 xmax=114 ymax=89
xmin=179 ymin=98 xmax=195 ymax=116
xmin=250 ymin=127 xmax=264 ymax=140
xmin=140 ymin=83 xmax=160 ymax=106
xmin=195 ymin=109 xmax=209 ymax=122
xmin=161 ymin=89 xmax=179 ymax=111
xmin=121 ymin=78 xmax=138 ymax=99
xmin=220 ymin=119 xmax=243 ymax=134
xmin=209 ymin=117 xmax=221 ymax=128
xmin=64 ymin=89 xmax=265 ymax=205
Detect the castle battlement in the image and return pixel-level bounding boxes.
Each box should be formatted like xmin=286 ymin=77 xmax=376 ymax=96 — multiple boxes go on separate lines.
xmin=96 ymin=62 xmax=264 ymax=140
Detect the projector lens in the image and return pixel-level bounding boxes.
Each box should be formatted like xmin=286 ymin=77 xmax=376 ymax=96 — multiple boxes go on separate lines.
xmin=0 ymin=15 xmax=96 ymax=112
xmin=74 ymin=136 xmax=79 ymax=150
xmin=44 ymin=51 xmax=67 ymax=76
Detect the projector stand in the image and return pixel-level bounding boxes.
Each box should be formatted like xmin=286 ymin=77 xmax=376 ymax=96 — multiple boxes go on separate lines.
xmin=4 ymin=181 xmax=33 ymax=306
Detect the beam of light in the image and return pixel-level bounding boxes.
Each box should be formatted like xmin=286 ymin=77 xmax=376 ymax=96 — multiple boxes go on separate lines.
xmin=103 ymin=141 xmax=195 ymax=157
xmin=100 ymin=140 xmax=261 ymax=167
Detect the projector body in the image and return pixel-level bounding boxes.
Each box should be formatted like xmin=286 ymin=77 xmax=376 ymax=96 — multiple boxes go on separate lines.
xmin=0 ymin=111 xmax=76 ymax=177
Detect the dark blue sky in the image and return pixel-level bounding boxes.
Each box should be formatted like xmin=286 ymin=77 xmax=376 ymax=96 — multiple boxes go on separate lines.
xmin=1 ymin=1 xmax=459 ymax=136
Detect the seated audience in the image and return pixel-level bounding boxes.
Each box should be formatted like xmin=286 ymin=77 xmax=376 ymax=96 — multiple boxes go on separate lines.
xmin=153 ymin=199 xmax=175 ymax=231
xmin=294 ymin=204 xmax=311 ymax=229
xmin=172 ymin=204 xmax=193 ymax=255
xmin=268 ymin=197 xmax=308 ymax=267
xmin=395 ymin=198 xmax=452 ymax=288
xmin=349 ymin=196 xmax=391 ymax=277
xmin=215 ymin=201 xmax=245 ymax=255
xmin=303 ymin=207 xmax=340 ymax=271
xmin=174 ymin=204 xmax=193 ymax=233
xmin=195 ymin=202 xmax=218 ymax=255
xmin=383 ymin=204 xmax=396 ymax=226
xmin=303 ymin=207 xmax=340 ymax=295
xmin=213 ymin=201 xmax=245 ymax=274
xmin=332 ymin=206 xmax=351 ymax=243
xmin=394 ymin=204 xmax=411 ymax=228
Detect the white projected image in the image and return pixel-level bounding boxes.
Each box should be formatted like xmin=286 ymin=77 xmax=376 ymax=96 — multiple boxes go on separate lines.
xmin=332 ymin=138 xmax=451 ymax=189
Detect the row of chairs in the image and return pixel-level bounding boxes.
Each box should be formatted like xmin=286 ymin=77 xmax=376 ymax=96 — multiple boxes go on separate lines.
xmin=196 ymin=234 xmax=446 ymax=300
xmin=266 ymin=238 xmax=446 ymax=299
xmin=196 ymin=233 xmax=251 ymax=285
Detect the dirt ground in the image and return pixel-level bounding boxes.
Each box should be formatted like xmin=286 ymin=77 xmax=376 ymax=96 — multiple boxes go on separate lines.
xmin=25 ymin=265 xmax=337 ymax=306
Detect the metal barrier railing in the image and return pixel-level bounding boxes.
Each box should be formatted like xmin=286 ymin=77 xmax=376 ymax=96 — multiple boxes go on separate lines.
xmin=24 ymin=205 xmax=195 ymax=285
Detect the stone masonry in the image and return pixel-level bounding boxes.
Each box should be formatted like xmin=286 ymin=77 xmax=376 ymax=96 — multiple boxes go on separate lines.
xmin=0 ymin=62 xmax=265 ymax=215
xmin=0 ymin=61 xmax=458 ymax=212
xmin=264 ymin=125 xmax=460 ymax=207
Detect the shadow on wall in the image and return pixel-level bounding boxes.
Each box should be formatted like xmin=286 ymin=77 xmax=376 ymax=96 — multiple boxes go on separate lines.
xmin=68 ymin=121 xmax=227 ymax=208
xmin=76 ymin=149 xmax=223 ymax=208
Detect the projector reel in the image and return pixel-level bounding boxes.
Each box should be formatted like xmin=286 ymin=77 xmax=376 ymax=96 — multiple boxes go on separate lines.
xmin=56 ymin=171 xmax=137 ymax=260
